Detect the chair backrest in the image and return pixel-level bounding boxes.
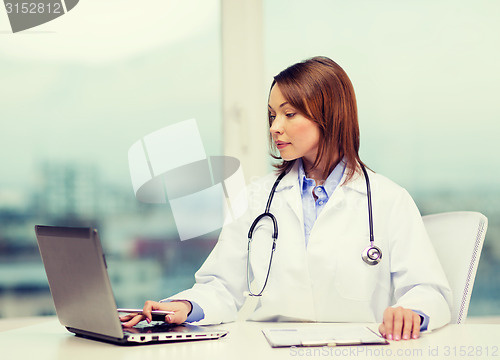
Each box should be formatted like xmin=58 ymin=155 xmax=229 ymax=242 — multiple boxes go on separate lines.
xmin=422 ymin=211 xmax=488 ymax=324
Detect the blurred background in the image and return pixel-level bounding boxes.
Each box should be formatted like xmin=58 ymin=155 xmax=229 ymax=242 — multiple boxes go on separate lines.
xmin=0 ymin=0 xmax=498 ymax=319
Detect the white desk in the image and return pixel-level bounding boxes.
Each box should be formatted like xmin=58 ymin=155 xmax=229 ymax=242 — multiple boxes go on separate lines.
xmin=1 ymin=317 xmax=499 ymax=360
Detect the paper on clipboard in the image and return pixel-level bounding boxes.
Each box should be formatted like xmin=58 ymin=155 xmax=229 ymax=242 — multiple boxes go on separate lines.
xmin=262 ymin=326 xmax=389 ymax=348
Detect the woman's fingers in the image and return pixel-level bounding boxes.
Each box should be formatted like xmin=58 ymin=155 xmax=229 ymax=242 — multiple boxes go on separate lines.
xmin=120 ymin=300 xmax=193 ymax=327
xmin=380 ymin=306 xmax=421 ymax=341
xmin=141 ymin=300 xmax=160 ymax=324
xmin=163 ymin=301 xmax=192 ymax=324
xmin=121 ymin=313 xmax=146 ymax=328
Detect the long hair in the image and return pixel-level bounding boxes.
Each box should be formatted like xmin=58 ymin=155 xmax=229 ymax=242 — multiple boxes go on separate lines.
xmin=269 ymin=56 xmax=366 ymax=182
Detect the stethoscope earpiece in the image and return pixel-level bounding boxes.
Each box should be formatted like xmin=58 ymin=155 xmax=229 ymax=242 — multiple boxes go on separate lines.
xmin=362 ymin=245 xmax=382 ymax=265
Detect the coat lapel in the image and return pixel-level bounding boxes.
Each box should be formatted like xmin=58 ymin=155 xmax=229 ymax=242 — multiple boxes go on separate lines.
xmin=319 ymin=167 xmax=369 ymax=218
xmin=274 ymin=162 xmax=303 ymax=226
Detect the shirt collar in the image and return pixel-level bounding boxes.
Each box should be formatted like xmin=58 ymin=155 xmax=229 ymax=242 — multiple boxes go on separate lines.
xmin=298 ymin=158 xmax=346 ymax=196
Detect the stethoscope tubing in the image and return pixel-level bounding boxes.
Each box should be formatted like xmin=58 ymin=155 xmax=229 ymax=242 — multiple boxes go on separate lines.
xmin=246 ymin=171 xmax=285 ymax=296
xmin=247 ymin=163 xmax=381 ymax=297
xmin=360 ymin=165 xmax=375 ymax=246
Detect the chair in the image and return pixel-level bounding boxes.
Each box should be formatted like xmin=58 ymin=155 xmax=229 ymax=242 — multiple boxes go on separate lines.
xmin=422 ymin=211 xmax=488 ymax=324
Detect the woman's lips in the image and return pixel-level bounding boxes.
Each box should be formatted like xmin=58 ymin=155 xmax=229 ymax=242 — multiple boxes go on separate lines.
xmin=275 ymin=141 xmax=290 ymax=150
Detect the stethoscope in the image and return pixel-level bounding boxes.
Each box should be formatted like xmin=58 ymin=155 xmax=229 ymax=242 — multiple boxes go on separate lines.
xmin=246 ymin=164 xmax=382 ymax=297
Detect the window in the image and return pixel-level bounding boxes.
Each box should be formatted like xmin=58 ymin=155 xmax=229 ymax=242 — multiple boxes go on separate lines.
xmin=263 ymin=0 xmax=500 ymax=316
xmin=0 ymin=0 xmax=221 ymax=316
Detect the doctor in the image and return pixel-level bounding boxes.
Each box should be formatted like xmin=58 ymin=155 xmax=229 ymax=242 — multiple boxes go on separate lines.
xmin=121 ymin=56 xmax=452 ymax=341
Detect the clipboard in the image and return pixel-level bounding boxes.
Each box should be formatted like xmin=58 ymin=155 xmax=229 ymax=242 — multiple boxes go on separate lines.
xmin=262 ymin=326 xmax=389 ymax=348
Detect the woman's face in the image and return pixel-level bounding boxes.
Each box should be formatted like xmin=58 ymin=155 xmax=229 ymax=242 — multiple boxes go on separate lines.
xmin=268 ymin=84 xmax=321 ymax=168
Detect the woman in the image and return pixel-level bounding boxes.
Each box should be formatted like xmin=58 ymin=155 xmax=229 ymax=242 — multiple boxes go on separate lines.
xmin=121 ymin=56 xmax=452 ymax=341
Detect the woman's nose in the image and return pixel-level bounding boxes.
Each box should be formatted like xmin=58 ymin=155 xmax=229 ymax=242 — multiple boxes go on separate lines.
xmin=270 ymin=116 xmax=284 ymax=134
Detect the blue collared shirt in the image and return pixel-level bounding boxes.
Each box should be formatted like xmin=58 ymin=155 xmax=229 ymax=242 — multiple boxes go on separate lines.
xmin=298 ymin=158 xmax=346 ymax=246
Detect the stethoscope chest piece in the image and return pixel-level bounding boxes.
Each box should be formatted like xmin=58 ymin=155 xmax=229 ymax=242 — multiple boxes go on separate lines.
xmin=362 ymin=245 xmax=382 ymax=265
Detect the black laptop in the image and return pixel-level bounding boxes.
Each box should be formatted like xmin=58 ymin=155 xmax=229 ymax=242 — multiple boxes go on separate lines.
xmin=34 ymin=225 xmax=227 ymax=345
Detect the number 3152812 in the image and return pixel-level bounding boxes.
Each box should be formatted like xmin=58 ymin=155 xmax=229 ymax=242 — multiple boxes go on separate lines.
xmin=5 ymin=2 xmax=62 ymax=14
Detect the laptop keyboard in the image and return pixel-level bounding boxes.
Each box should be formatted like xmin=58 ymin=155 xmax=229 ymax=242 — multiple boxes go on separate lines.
xmin=124 ymin=322 xmax=190 ymax=334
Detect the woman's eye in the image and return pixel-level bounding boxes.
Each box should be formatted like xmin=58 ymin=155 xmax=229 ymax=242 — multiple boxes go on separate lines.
xmin=269 ymin=114 xmax=276 ymax=121
xmin=286 ymin=113 xmax=296 ymax=118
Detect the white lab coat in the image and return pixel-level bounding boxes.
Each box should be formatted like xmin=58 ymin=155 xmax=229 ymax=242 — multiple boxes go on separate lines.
xmin=167 ymin=161 xmax=452 ymax=330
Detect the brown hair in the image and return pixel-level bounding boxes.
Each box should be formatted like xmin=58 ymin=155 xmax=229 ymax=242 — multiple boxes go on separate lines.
xmin=269 ymin=56 xmax=366 ymax=183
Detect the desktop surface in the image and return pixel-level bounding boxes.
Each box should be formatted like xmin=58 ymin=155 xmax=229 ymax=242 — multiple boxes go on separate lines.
xmin=1 ymin=317 xmax=499 ymax=360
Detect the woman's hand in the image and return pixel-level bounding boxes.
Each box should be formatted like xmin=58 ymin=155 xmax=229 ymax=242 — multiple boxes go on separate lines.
xmin=378 ymin=306 xmax=421 ymax=340
xmin=120 ymin=300 xmax=192 ymax=328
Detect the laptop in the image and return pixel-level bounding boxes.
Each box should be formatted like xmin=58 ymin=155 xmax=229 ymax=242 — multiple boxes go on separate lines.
xmin=34 ymin=225 xmax=228 ymax=345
